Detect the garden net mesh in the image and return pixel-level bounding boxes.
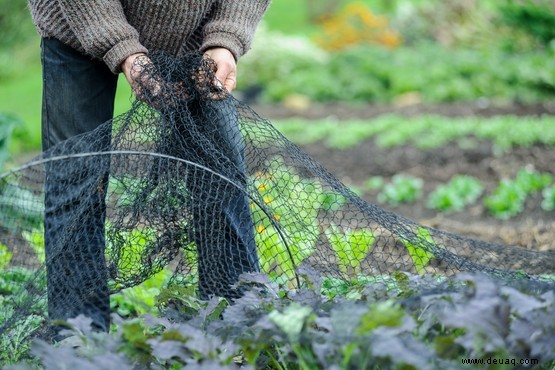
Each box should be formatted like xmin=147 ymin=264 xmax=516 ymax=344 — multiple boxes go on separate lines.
xmin=1 ymin=52 xmax=554 ymax=341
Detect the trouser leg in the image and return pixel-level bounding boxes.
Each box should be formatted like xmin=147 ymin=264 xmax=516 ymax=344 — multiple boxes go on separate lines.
xmin=163 ymin=97 xmax=259 ymax=298
xmin=193 ymin=99 xmax=259 ymax=298
xmin=41 ymin=37 xmax=117 ymax=332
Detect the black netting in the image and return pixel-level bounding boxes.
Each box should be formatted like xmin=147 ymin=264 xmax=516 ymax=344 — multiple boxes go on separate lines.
xmin=1 ymin=52 xmax=554 ymax=343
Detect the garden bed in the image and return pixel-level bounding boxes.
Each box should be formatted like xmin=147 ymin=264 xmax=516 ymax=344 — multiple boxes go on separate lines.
xmin=257 ymin=101 xmax=555 ymax=252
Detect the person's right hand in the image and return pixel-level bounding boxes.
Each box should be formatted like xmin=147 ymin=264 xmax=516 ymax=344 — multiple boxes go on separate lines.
xmin=121 ymin=53 xmax=163 ymax=102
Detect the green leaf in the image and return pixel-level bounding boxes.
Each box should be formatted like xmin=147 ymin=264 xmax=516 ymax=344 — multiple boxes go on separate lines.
xmin=356 ymin=301 xmax=405 ymax=335
xmin=484 ymin=179 xmax=526 ymax=219
xmin=0 ymin=181 xmax=44 ymax=232
xmin=0 ymin=242 xmax=12 ymax=270
xmin=378 ymin=175 xmax=423 ymax=206
xmin=106 ymin=224 xmax=157 ymax=277
xmin=541 ymin=185 xmax=555 ymax=211
xmin=325 ymin=224 xmax=375 ymax=273
xmin=0 ymin=113 xmax=22 ymax=170
xmin=22 ymin=228 xmax=45 ymax=264
xmin=402 ymin=227 xmax=436 ymax=275
xmin=268 ymin=302 xmax=313 ymax=342
xmin=514 ymin=168 xmax=552 ymax=194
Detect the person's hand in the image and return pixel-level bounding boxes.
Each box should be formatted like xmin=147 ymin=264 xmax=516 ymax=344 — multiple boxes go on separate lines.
xmin=122 ymin=53 xmax=190 ymax=108
xmin=203 ymin=47 xmax=237 ymax=93
xmin=120 ymin=50 xmax=235 ymax=107
xmin=121 ymin=52 xmax=163 ymax=101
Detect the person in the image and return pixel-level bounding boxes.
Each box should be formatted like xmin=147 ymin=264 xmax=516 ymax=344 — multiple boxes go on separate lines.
xmin=28 ymin=0 xmax=271 ymax=336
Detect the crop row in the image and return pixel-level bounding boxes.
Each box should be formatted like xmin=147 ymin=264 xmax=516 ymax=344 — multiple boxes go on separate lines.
xmin=273 ymin=114 xmax=555 ymax=153
xmin=364 ymin=169 xmax=555 ymax=219
xmin=2 ymin=265 xmax=554 ymax=369
xmin=238 ymin=28 xmax=555 ymax=104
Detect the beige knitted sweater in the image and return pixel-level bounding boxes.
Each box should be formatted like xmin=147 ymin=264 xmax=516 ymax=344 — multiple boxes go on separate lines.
xmin=28 ymin=0 xmax=271 ymax=73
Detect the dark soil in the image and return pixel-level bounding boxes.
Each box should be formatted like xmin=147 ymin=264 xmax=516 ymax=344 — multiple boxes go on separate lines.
xmin=251 ymin=100 xmax=555 ymax=120
xmin=256 ymin=101 xmax=555 ymax=252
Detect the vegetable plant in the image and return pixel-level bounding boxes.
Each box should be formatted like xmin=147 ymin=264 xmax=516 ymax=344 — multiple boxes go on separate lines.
xmin=484 ymin=179 xmax=527 ymax=220
xmin=0 ymin=112 xmax=22 ymax=170
xmin=401 ymin=227 xmax=437 ymax=275
xmin=514 ymin=167 xmax=552 ymax=194
xmin=9 ymin=272 xmax=555 ymax=369
xmin=275 ymin=115 xmax=555 ymax=153
xmin=364 ymin=175 xmax=385 ymax=191
xmin=377 ymin=174 xmax=423 ymax=206
xmin=239 ymin=36 xmax=555 ymax=104
xmin=110 ymin=269 xmax=172 ymax=318
xmin=485 ymin=168 xmax=552 ymax=219
xmin=251 ymin=157 xmax=322 ymax=284
xmin=325 ymin=224 xmax=375 ymax=274
xmin=0 ymin=241 xmax=11 ymax=270
xmin=541 ymin=185 xmax=555 ymax=211
xmin=426 ymin=175 xmax=483 ymax=213
xmin=22 ymin=227 xmax=45 ymax=264
xmin=0 ymin=266 xmax=44 ymax=366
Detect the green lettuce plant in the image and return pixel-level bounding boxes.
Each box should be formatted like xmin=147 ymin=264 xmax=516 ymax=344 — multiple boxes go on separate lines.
xmin=0 ymin=242 xmax=11 ymax=270
xmin=325 ymin=224 xmax=375 ymax=274
xmin=377 ymin=174 xmax=423 ymax=206
xmin=541 ymin=185 xmax=555 ymax=211
xmin=485 ymin=168 xmax=552 ymax=219
xmin=251 ymin=159 xmax=321 ymax=284
xmin=427 ymin=175 xmax=483 ymax=213
xmin=401 ymin=227 xmax=437 ymax=275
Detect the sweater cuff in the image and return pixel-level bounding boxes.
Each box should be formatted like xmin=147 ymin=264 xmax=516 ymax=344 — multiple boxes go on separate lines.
xmin=103 ymin=38 xmax=148 ymax=74
xmin=201 ymin=31 xmax=245 ymax=61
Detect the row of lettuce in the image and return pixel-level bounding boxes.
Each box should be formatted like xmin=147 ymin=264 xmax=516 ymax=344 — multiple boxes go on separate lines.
xmin=363 ymin=168 xmax=555 ymax=220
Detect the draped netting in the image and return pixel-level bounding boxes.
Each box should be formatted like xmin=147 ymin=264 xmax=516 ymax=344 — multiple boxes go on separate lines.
xmin=1 ymin=52 xmax=554 ymax=341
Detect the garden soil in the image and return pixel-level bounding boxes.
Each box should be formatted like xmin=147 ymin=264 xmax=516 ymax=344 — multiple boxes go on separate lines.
xmin=254 ymin=101 xmax=555 ymax=252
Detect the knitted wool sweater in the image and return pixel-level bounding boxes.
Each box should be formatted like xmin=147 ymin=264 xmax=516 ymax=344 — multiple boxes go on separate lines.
xmin=28 ymin=0 xmax=271 ymax=74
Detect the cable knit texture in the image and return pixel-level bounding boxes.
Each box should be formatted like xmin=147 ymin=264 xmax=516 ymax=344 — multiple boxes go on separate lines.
xmin=28 ymin=0 xmax=271 ymax=73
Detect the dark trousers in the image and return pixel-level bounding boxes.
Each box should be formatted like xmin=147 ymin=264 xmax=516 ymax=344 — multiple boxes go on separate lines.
xmin=41 ymin=38 xmax=258 ymax=332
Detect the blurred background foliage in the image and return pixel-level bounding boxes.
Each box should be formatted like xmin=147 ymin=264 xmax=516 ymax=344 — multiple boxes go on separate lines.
xmin=0 ymin=0 xmax=35 ymax=82
xmin=239 ymin=0 xmax=555 ymax=104
xmin=0 ymin=0 xmax=555 ymax=159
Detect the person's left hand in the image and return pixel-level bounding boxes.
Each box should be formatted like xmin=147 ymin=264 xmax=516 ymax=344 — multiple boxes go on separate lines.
xmin=203 ymin=47 xmax=237 ymax=93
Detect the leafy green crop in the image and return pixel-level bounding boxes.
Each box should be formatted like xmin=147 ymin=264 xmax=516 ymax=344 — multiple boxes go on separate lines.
xmin=0 ymin=266 xmax=44 ymax=366
xmin=0 ymin=241 xmax=11 ymax=270
xmin=541 ymin=185 xmax=555 ymax=211
xmin=427 ymin=175 xmax=483 ymax=213
xmin=106 ymin=225 xmax=158 ymax=279
xmin=251 ymin=158 xmax=323 ymax=284
xmin=401 ymin=227 xmax=437 ymax=275
xmin=377 ymin=174 xmax=423 ymax=206
xmin=0 ymin=112 xmax=22 ymax=170
xmin=10 ymin=272 xmax=555 ymax=369
xmin=485 ymin=168 xmax=552 ymax=219
xmin=484 ymin=179 xmax=527 ymax=220
xmin=514 ymin=167 xmax=552 ymax=194
xmin=0 ymin=180 xmax=44 ymax=233
xmin=22 ymin=228 xmax=45 ymax=264
xmin=325 ymin=224 xmax=375 ymax=274
xmin=364 ymin=176 xmax=385 ymax=192
xmin=239 ymin=36 xmax=555 ymax=104
xmin=275 ymin=115 xmax=555 ymax=153
xmin=110 ymin=269 xmax=171 ymax=318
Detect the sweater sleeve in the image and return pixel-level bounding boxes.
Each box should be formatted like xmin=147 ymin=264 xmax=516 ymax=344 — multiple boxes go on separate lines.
xmin=58 ymin=0 xmax=148 ymax=73
xmin=200 ymin=0 xmax=271 ymax=60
